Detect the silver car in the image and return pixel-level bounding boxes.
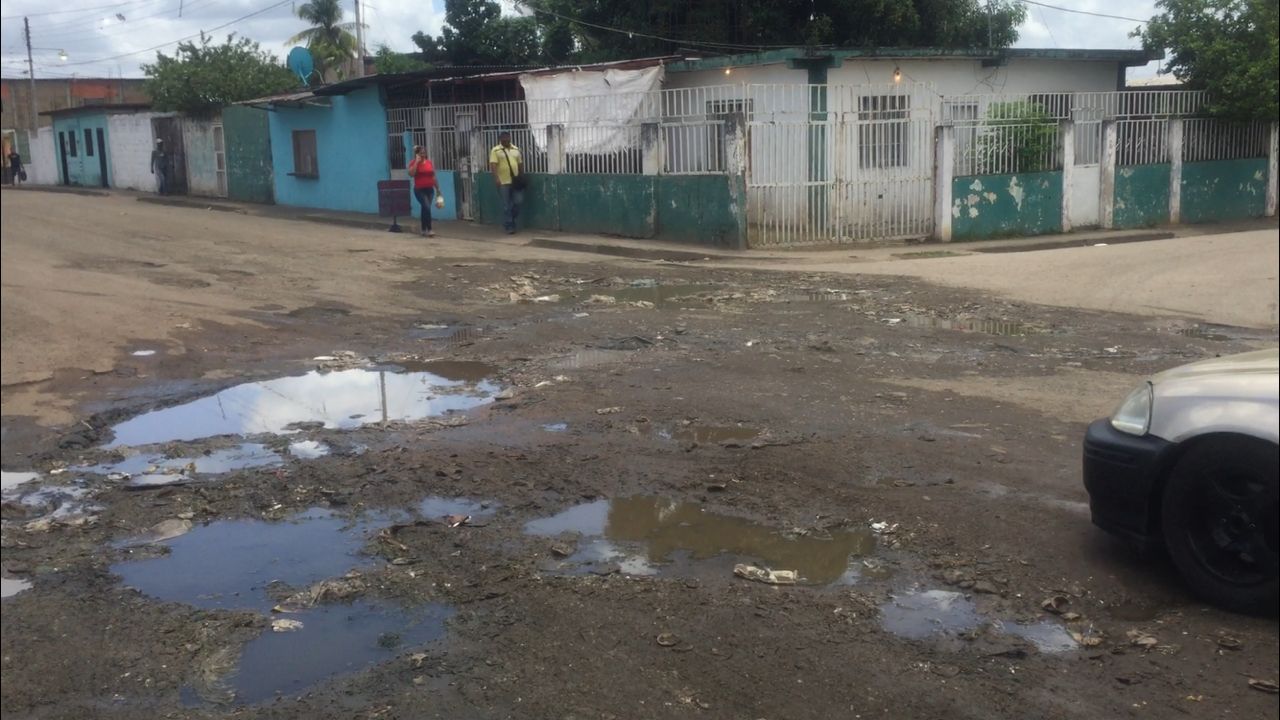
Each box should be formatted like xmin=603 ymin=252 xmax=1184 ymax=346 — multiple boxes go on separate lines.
xmin=1083 ymin=348 xmax=1279 ymax=613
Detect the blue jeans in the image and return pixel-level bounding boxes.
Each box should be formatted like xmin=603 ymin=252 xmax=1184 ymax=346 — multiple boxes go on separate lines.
xmin=414 ymin=187 xmax=435 ymax=232
xmin=500 ymin=184 xmax=522 ymax=232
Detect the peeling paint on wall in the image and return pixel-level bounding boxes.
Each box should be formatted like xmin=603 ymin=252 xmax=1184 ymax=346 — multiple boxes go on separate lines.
xmin=951 ymin=171 xmax=1063 ymax=239
xmin=1181 ymin=158 xmax=1268 ymax=224
xmin=1112 ymin=163 xmax=1169 ymax=229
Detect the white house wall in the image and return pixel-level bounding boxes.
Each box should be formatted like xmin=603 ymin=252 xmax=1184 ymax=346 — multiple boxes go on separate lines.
xmin=27 ymin=127 xmax=56 ymax=185
xmin=828 ymin=58 xmax=1120 ymax=94
xmin=107 ymin=112 xmax=163 ymax=191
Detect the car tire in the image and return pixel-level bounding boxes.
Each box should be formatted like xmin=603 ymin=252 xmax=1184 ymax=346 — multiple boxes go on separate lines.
xmin=1161 ymin=436 xmax=1279 ymax=614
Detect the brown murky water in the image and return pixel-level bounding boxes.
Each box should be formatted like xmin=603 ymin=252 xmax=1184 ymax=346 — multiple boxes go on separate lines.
xmin=525 ymin=496 xmax=874 ymax=584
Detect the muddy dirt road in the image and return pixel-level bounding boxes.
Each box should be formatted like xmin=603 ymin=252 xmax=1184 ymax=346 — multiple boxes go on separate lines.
xmin=2 ymin=190 xmax=1278 ymax=719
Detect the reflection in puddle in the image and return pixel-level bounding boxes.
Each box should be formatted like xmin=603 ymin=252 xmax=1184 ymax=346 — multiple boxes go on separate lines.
xmin=551 ymin=349 xmax=634 ymax=370
xmin=1 ymin=471 xmax=40 ymax=493
xmin=213 ymin=601 xmax=452 ymax=706
xmin=542 ymin=422 xmax=569 ymax=433
xmin=112 ymin=508 xmax=380 ymax=612
xmin=106 ymin=367 xmax=502 ymax=447
xmin=524 ymin=497 xmax=875 ymax=584
xmin=1174 ymin=324 xmax=1270 ymax=343
xmin=418 ymin=496 xmax=493 ymax=519
xmin=891 ymin=314 xmax=1042 ymax=337
xmin=2 ymin=575 xmax=33 ymax=598
xmin=881 ymin=590 xmax=1076 ymax=653
xmin=113 ymin=508 xmax=454 ymax=705
xmin=78 ymin=442 xmax=332 ymax=486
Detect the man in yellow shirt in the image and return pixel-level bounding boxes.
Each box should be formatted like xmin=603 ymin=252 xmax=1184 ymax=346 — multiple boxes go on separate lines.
xmin=488 ymin=131 xmax=524 ymax=234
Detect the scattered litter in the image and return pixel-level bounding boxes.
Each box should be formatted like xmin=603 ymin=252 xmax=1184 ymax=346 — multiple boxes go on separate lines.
xmin=533 ymin=295 xmax=561 ymax=303
xmin=573 ymin=312 xmax=590 ymax=318
xmin=271 ymin=618 xmax=304 ymax=633
xmin=1248 ymin=678 xmax=1279 ymax=694
xmin=595 ymin=407 xmax=623 ymax=415
xmin=1093 ymin=243 xmax=1109 ymax=247
xmin=494 ymin=388 xmax=516 ymax=400
xmin=1069 ymin=629 xmax=1104 ymax=647
xmin=534 ymin=381 xmax=553 ymax=388
xmin=445 ymin=514 xmax=471 ymax=528
xmin=655 ymin=632 xmax=679 ymax=647
xmin=1041 ymin=595 xmax=1070 ymax=614
xmin=586 ymin=295 xmax=617 ymax=305
xmin=551 ymin=543 xmax=576 ymax=558
xmin=137 ymin=518 xmax=193 ymax=544
xmin=1061 ymin=612 xmax=1082 ymax=621
xmin=870 ymin=521 xmax=899 ymax=535
xmin=631 ymin=279 xmax=658 ymax=288
xmin=1126 ymin=630 xmax=1159 ymax=650
xmin=131 ymin=350 xmax=157 ymax=357
xmin=733 ymin=563 xmax=797 ymax=585
xmin=1216 ymin=634 xmax=1243 ymax=651
xmin=630 ymin=301 xmax=655 ymax=309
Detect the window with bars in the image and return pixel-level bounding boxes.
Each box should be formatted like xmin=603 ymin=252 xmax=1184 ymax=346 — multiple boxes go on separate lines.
xmin=291 ymin=130 xmax=318 ymax=178
xmin=859 ymin=95 xmax=909 ymax=168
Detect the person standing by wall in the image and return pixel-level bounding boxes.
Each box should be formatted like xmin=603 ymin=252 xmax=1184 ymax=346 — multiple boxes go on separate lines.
xmin=150 ymin=139 xmax=169 ymax=195
xmin=408 ymin=145 xmax=440 ymax=237
xmin=488 ymin=131 xmax=524 ymax=234
xmin=7 ymin=148 xmax=23 ymax=185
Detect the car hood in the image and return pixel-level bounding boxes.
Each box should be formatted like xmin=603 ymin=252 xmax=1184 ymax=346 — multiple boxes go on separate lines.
xmin=1153 ymin=348 xmax=1279 ymax=385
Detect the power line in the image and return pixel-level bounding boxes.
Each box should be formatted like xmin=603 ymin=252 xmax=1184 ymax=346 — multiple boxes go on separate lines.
xmin=59 ymin=0 xmax=294 ymax=67
xmin=516 ymin=0 xmax=802 ymax=53
xmin=36 ymin=0 xmax=224 ymax=42
xmin=1018 ymin=0 xmax=1149 ymax=24
xmin=1 ymin=0 xmax=162 ymax=21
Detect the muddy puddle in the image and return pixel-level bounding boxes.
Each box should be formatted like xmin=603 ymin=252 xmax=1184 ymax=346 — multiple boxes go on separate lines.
xmin=113 ymin=507 xmax=455 ymax=705
xmin=408 ymin=323 xmax=485 ymax=344
xmin=3 ymin=479 xmax=100 ymax=529
xmin=1 ymin=574 xmax=33 ymax=599
xmin=888 ymin=314 xmax=1045 ymax=337
xmin=106 ymin=366 xmax=502 ymax=447
xmin=525 ymin=496 xmax=874 ymax=584
xmin=880 ymin=589 xmax=1076 ymax=653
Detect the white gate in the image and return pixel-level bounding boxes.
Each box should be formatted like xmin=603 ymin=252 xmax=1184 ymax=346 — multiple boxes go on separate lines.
xmin=746 ymin=83 xmax=937 ymax=246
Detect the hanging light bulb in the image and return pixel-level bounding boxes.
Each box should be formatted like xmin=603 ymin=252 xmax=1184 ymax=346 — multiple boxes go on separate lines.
xmin=724 ymin=66 xmax=732 ymax=76
xmin=628 ymin=31 xmax=633 ymax=39
xmin=892 ymin=66 xmax=902 ymax=83
xmin=59 ymin=49 xmax=68 ymax=61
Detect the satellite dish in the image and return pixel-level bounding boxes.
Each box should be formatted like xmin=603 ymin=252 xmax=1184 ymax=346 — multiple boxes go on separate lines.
xmin=287 ymin=47 xmax=315 ymax=86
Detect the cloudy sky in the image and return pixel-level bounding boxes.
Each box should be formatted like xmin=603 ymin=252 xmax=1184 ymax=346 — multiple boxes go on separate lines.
xmin=0 ymin=0 xmax=1162 ymax=80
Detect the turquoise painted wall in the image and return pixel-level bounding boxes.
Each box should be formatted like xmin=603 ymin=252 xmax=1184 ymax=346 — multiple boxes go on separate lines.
xmin=223 ymin=105 xmax=274 ymax=204
xmin=52 ymin=112 xmax=109 ymax=187
xmin=1113 ymin=164 xmax=1171 ymax=229
xmin=1180 ymin=159 xmax=1269 ymax=224
xmin=269 ymin=86 xmax=389 ymax=214
xmin=951 ymin=172 xmax=1063 ymax=240
xmin=473 ymin=172 xmax=744 ymax=248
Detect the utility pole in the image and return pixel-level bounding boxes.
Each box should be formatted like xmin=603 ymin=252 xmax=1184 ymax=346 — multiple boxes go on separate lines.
xmin=24 ymin=17 xmax=37 ymax=132
xmin=354 ymin=0 xmax=365 ymax=77
xmin=987 ymin=0 xmax=994 ymax=48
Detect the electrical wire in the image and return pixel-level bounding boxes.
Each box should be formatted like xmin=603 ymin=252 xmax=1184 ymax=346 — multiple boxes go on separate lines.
xmin=59 ymin=0 xmax=294 ymax=67
xmin=1018 ymin=0 xmax=1148 ymax=24
xmin=1 ymin=0 xmax=161 ymax=21
xmin=35 ymin=0 xmax=225 ymax=43
xmin=516 ymin=0 xmax=803 ymax=53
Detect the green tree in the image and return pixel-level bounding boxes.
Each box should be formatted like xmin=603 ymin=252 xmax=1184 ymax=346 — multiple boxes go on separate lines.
xmin=373 ymin=45 xmax=431 ymax=74
xmin=1138 ymin=0 xmax=1278 ymax=120
xmin=974 ymin=101 xmax=1058 ymax=174
xmin=287 ymin=0 xmax=360 ymax=81
xmin=142 ymin=34 xmax=298 ymax=116
xmin=412 ymin=0 xmax=542 ymax=66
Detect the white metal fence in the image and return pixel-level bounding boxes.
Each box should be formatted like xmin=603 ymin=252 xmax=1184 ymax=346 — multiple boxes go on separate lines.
xmin=386 ymin=85 xmax=1264 ymax=245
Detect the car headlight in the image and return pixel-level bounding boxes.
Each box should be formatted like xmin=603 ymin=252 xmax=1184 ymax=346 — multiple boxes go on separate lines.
xmin=1110 ymin=382 xmax=1153 ymax=436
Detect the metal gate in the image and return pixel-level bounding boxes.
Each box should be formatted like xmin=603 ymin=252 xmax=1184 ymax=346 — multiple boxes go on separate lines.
xmin=746 ymin=83 xmax=937 ymax=246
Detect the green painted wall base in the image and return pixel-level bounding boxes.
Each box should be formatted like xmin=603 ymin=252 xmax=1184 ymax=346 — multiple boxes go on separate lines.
xmin=223 ymin=106 xmax=274 ymax=204
xmin=1181 ymin=159 xmax=1268 ymax=224
xmin=951 ymin=172 xmax=1063 ymax=240
xmin=1114 ymin=164 xmax=1171 ymax=229
xmin=474 ymin=172 xmax=745 ymax=248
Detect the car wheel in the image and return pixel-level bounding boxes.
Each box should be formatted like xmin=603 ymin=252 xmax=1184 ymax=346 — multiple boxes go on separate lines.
xmin=1161 ymin=437 xmax=1279 ymax=614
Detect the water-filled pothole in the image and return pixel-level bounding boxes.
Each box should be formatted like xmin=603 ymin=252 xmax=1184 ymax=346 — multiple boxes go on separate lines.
xmin=563 ymin=284 xmax=718 ymax=307
xmin=524 ymin=496 xmax=874 ymax=584
xmin=112 ymin=507 xmax=455 ymax=705
xmin=880 ymin=589 xmax=1076 ymax=653
xmin=106 ymin=366 xmax=502 ymax=447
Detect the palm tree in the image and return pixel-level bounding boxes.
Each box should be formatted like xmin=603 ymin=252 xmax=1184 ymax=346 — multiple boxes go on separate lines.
xmin=287 ymin=0 xmax=359 ymax=82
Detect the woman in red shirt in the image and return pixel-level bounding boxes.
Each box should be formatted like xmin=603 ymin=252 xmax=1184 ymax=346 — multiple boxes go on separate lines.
xmin=408 ymin=145 xmax=440 ymax=237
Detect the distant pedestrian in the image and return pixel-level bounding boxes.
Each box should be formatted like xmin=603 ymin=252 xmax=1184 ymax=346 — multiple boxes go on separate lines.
xmin=408 ymin=145 xmax=440 ymax=237
xmin=151 ymin=139 xmax=168 ymax=194
xmin=7 ymin=149 xmax=23 ymax=185
xmin=488 ymin=131 xmax=524 ymax=234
